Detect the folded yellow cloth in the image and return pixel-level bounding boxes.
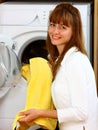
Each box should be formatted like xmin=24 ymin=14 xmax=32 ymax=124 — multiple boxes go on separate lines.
xmin=12 ymin=57 xmax=57 ymax=130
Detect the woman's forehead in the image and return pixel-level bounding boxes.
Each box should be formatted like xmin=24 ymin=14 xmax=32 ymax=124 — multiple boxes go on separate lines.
xmin=51 ymin=13 xmax=74 ymax=28
xmin=50 ymin=17 xmax=72 ymax=27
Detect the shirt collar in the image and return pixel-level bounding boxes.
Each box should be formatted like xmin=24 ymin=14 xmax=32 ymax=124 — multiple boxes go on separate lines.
xmin=61 ymin=47 xmax=78 ymax=65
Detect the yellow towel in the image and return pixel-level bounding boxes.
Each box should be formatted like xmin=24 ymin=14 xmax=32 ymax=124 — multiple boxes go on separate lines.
xmin=12 ymin=57 xmax=57 ymax=130
xmin=21 ymin=64 xmax=30 ymax=83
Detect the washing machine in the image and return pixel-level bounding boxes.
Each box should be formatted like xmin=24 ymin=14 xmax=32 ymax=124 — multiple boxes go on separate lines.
xmin=0 ymin=2 xmax=58 ymax=130
xmin=0 ymin=2 xmax=93 ymax=130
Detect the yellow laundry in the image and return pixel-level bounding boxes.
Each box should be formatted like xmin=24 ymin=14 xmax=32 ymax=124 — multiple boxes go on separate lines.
xmin=21 ymin=64 xmax=30 ymax=83
xmin=12 ymin=57 xmax=57 ymax=130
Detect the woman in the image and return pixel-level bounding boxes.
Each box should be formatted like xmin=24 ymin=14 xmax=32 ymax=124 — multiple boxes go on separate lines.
xmin=18 ymin=3 xmax=98 ymax=130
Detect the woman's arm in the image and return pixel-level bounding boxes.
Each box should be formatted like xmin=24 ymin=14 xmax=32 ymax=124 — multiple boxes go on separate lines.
xmin=18 ymin=109 xmax=57 ymax=123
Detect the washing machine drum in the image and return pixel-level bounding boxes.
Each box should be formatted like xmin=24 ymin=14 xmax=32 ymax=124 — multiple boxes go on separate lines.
xmin=0 ymin=43 xmax=21 ymax=98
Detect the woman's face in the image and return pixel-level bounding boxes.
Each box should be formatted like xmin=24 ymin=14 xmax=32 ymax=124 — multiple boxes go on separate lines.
xmin=48 ymin=22 xmax=73 ymax=54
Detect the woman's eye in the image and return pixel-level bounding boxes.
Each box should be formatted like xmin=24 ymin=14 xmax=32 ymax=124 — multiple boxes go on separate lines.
xmin=61 ymin=25 xmax=66 ymax=29
xmin=49 ymin=23 xmax=55 ymax=27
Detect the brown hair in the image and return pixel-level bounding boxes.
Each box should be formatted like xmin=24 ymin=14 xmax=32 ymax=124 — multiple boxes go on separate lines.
xmin=46 ymin=2 xmax=87 ymax=80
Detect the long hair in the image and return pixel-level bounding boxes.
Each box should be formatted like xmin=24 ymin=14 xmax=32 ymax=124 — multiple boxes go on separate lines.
xmin=46 ymin=2 xmax=87 ymax=80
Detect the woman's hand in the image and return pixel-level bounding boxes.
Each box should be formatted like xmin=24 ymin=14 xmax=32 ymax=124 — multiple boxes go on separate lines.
xmin=18 ymin=108 xmax=57 ymax=124
xmin=18 ymin=109 xmax=41 ymax=124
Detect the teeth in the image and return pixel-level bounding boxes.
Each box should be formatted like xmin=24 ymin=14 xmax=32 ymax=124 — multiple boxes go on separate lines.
xmin=52 ymin=36 xmax=59 ymax=39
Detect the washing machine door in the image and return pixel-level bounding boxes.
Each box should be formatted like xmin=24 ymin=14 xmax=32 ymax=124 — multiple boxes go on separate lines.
xmin=0 ymin=43 xmax=21 ymax=98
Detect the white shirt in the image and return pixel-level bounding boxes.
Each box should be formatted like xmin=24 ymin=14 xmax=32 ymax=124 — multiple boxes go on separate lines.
xmin=52 ymin=47 xmax=98 ymax=130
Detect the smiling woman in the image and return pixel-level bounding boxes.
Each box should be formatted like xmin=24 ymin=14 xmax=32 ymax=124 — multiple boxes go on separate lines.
xmin=46 ymin=3 xmax=97 ymax=130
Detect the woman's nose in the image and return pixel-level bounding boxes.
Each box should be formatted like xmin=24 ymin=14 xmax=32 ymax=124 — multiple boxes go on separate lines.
xmin=53 ymin=26 xmax=60 ymax=33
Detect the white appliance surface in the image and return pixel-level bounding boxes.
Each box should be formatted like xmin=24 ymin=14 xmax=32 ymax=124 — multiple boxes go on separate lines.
xmin=0 ymin=77 xmax=27 ymax=130
xmin=0 ymin=2 xmax=92 ymax=130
